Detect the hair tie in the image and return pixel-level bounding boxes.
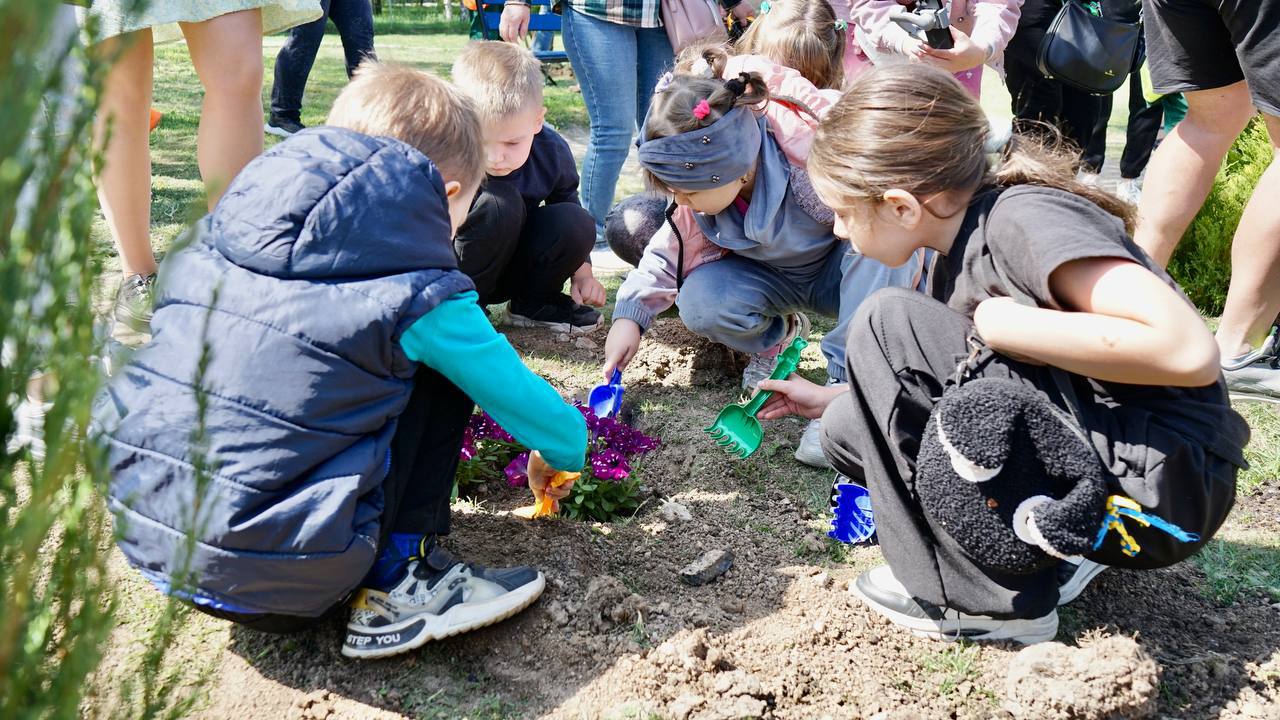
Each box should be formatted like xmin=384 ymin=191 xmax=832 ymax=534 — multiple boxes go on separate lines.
xmin=834 ymin=18 xmax=848 ymax=31
xmin=724 ymin=72 xmax=750 ymax=97
xmin=654 ymin=71 xmax=675 ymax=93
xmin=692 ymin=98 xmax=712 ymax=120
xmin=758 ymin=0 xmax=771 ymax=12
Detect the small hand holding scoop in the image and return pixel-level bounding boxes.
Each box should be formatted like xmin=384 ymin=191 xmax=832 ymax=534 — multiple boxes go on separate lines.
xmin=513 ymin=451 xmax=580 ymax=519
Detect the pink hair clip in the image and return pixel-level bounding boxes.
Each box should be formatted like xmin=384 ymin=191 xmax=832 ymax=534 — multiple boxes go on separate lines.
xmin=692 ymin=99 xmax=712 ymax=120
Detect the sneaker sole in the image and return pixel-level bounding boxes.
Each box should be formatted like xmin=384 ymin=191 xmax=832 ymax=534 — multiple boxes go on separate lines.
xmin=1057 ymin=561 xmax=1107 ymax=606
xmin=849 ymin=582 xmax=1058 ymax=644
xmin=1228 ymin=391 xmax=1280 ymax=405
xmin=504 ymin=311 xmax=602 ymax=335
xmin=264 ymin=124 xmax=295 ymax=138
xmin=340 ymin=572 xmax=545 ymax=659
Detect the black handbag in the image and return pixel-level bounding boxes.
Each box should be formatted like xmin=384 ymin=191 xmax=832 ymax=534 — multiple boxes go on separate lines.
xmin=1036 ymin=1 xmax=1142 ymax=95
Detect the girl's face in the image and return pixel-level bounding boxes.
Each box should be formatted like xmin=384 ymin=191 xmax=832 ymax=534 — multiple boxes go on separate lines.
xmin=828 ymin=188 xmax=967 ymax=267
xmin=669 ymin=180 xmax=745 ymax=216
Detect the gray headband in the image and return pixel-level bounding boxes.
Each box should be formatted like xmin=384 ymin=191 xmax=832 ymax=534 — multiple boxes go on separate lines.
xmin=637 ymin=106 xmax=762 ymax=191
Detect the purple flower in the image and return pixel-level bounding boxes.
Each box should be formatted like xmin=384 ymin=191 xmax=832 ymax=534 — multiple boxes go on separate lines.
xmin=505 ymin=451 xmax=531 ymax=487
xmin=459 ymin=426 xmax=477 ymax=461
xmin=469 ymin=412 xmax=515 ymax=444
xmin=590 ymin=449 xmax=632 ymax=480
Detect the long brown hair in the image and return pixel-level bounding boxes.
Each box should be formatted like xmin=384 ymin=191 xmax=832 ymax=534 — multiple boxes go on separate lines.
xmin=808 ymin=65 xmax=1135 ymax=232
xmin=736 ymin=0 xmax=846 ymax=90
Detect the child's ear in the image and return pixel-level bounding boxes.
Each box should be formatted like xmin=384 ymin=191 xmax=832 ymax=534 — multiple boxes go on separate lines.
xmin=880 ymin=188 xmax=923 ymax=229
xmin=444 ymin=180 xmax=462 ymax=198
xmin=536 ymin=106 xmax=547 ymax=130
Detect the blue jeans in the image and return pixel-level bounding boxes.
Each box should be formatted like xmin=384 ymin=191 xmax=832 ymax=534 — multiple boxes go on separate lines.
xmin=561 ymin=8 xmax=673 ymax=242
xmin=270 ymin=0 xmax=376 ymax=122
xmin=675 ymin=247 xmax=927 ymax=382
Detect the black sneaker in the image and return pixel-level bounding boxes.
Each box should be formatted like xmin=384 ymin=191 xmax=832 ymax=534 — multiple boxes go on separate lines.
xmin=506 ymin=296 xmax=602 ymax=334
xmin=265 ymin=116 xmax=305 ymax=138
xmin=341 ymin=538 xmax=545 ymax=659
xmin=849 ymin=565 xmax=1058 ymax=644
xmin=1056 ymin=558 xmax=1107 ymax=606
xmin=112 ymin=272 xmax=155 ymax=344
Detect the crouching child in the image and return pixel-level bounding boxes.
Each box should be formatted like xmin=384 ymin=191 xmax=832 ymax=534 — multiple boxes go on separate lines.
xmin=94 ymin=63 xmax=587 ymax=660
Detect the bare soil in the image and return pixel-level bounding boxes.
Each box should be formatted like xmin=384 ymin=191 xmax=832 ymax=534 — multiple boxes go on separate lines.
xmin=94 ymin=319 xmax=1280 ymax=720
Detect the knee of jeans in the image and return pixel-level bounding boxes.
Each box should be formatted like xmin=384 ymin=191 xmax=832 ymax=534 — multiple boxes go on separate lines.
xmin=675 ymin=279 xmax=721 ymax=335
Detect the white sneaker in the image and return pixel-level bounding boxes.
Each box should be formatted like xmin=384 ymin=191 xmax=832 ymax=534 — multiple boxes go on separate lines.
xmin=1223 ymin=328 xmax=1280 ymax=404
xmin=1056 ymin=558 xmax=1107 ymax=605
xmin=742 ymin=312 xmax=810 ymax=390
xmin=1115 ymin=177 xmax=1142 ymax=205
xmin=794 ymin=418 xmax=831 ymax=468
xmin=1076 ymin=169 xmax=1101 ymax=188
xmin=6 ymin=399 xmax=50 ymax=460
xmin=849 ymin=565 xmax=1058 ymax=644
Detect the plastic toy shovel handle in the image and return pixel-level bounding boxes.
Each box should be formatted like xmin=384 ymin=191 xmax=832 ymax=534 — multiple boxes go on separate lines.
xmin=741 ymin=339 xmax=805 ymax=418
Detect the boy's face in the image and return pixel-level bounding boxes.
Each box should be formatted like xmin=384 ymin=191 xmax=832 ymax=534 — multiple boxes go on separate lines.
xmin=444 ymin=179 xmax=480 ymax=238
xmin=483 ymin=104 xmax=546 ymax=177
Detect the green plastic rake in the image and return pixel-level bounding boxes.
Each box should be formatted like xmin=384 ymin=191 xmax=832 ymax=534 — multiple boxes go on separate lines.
xmin=704 ymin=337 xmax=808 ymax=459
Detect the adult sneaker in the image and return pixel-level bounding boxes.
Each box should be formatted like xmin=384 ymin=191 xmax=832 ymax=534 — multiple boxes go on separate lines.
xmin=742 ymin=312 xmax=810 ymax=390
xmin=1056 ymin=558 xmax=1106 ymax=606
xmin=342 ymin=536 xmax=545 ymax=659
xmin=849 ymin=565 xmax=1058 ymax=644
xmin=5 ymin=398 xmax=50 ymax=460
xmin=1223 ymin=327 xmax=1280 ymax=404
xmin=112 ymin=272 xmax=155 ymax=345
xmin=794 ymin=378 xmax=842 ymax=468
xmin=1115 ymin=177 xmax=1142 ymax=205
xmin=506 ymin=296 xmax=602 ymax=334
xmin=265 ymin=115 xmax=305 ymax=138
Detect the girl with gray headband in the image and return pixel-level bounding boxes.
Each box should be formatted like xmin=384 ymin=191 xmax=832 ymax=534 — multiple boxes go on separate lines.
xmin=604 ymin=72 xmax=925 ymax=468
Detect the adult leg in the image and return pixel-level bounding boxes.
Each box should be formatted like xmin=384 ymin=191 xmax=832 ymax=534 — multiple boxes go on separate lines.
xmin=1005 ymin=55 xmax=1063 ymax=137
xmin=504 ymin=203 xmax=596 ymax=306
xmin=181 ymin=9 xmax=266 ymax=208
xmin=821 ymin=288 xmax=1059 ymax=618
xmin=675 ymin=255 xmax=808 ymax=355
xmin=633 ymin=25 xmax=675 ymax=134
xmin=1119 ymin=73 xmax=1164 ymax=180
xmin=329 ymin=0 xmax=377 ymax=77
xmin=1061 ymin=85 xmax=1106 ymax=172
xmin=562 ymin=10 xmax=638 ymax=242
xmin=270 ymin=0 xmax=332 ymax=125
xmin=95 ymin=30 xmax=157 ymax=278
xmin=453 ymin=181 xmax=526 ymax=306
xmin=1216 ymin=111 xmax=1280 ymax=356
xmin=1133 ymin=82 xmax=1255 ymax=268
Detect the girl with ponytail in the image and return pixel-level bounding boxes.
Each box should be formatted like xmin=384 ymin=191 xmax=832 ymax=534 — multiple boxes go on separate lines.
xmin=604 ymin=71 xmax=924 ymax=469
xmin=760 ymin=65 xmax=1247 ymax=644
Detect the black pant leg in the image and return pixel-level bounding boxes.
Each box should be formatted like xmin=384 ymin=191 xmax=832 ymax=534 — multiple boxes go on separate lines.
xmin=328 ymin=0 xmax=377 ymax=77
xmin=1006 ymin=56 xmax=1064 ymax=134
xmin=380 ymin=368 xmax=474 ymax=542
xmin=1119 ymin=73 xmax=1164 ymax=179
xmin=453 ymin=181 xmax=526 ymax=306
xmin=822 ymin=288 xmax=1061 ymax=619
xmin=270 ymin=0 xmax=332 ymax=122
xmin=1062 ymin=87 xmax=1107 ymax=172
xmin=504 ymin=202 xmax=596 ymax=306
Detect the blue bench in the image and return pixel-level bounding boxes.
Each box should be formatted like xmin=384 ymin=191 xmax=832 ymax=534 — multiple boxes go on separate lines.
xmin=473 ymin=0 xmax=570 ymax=79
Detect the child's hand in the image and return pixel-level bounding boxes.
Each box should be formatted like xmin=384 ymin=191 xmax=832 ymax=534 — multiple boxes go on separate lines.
xmin=603 ymin=319 xmax=642 ymax=380
xmin=920 ymin=26 xmax=988 ymax=73
xmin=528 ymin=450 xmax=576 ymax=507
xmin=571 ymin=264 xmax=607 ymax=307
xmin=756 ymin=377 xmax=846 ymax=421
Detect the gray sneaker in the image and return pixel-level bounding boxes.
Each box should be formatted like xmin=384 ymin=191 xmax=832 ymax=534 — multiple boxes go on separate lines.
xmin=112 ymin=273 xmax=156 ymax=345
xmin=342 ymin=542 xmax=545 ymax=659
xmin=1223 ymin=327 xmax=1280 ymax=404
xmin=742 ymin=312 xmax=811 ymax=390
xmin=794 ymin=378 xmax=842 ymax=468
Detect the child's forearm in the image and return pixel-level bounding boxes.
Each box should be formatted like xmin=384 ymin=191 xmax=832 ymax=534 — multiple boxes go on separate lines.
xmin=974 ymin=299 xmax=1221 ymax=387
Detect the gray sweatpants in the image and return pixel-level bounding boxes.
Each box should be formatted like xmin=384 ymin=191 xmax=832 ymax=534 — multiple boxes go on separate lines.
xmin=821 ymin=288 xmax=1238 ymax=619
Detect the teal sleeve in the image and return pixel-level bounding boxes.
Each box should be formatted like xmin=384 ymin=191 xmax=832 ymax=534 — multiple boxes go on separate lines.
xmin=400 ymin=291 xmax=587 ymax=471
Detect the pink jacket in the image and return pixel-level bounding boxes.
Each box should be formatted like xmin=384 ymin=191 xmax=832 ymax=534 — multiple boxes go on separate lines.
xmin=612 ymin=56 xmax=840 ymax=330
xmin=849 ymin=0 xmax=1023 ymax=79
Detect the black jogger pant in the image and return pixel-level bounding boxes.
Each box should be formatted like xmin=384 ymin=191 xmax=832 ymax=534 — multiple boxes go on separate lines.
xmin=820 ymin=289 xmax=1236 ymax=620
xmin=1093 ymin=71 xmax=1166 ymax=179
xmin=197 ymin=368 xmax=473 ymax=632
xmin=270 ymin=0 xmax=376 ymax=122
xmin=453 ymin=180 xmax=595 ymax=308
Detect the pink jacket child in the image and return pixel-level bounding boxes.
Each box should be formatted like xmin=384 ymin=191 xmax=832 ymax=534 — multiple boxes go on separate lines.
xmin=848 ymin=0 xmax=1024 ymax=97
xmin=613 ymin=56 xmax=845 ymax=325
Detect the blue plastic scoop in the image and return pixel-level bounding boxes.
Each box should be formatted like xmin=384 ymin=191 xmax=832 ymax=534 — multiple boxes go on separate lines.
xmin=588 ymin=370 xmax=625 ymax=419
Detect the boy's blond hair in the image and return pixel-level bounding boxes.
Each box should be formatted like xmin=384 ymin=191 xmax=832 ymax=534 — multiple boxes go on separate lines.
xmin=450 ymin=41 xmax=544 ymax=121
xmin=327 ymin=62 xmax=485 ymax=189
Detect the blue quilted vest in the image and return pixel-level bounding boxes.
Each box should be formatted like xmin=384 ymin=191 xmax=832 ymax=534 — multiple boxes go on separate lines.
xmin=96 ymin=128 xmax=474 ymax=616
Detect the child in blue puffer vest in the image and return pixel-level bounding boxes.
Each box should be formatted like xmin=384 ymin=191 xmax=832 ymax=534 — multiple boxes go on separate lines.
xmin=94 ymin=63 xmax=587 ymax=660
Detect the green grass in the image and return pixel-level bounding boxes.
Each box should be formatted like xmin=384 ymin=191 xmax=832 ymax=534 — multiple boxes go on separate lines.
xmin=1190 ymin=530 xmax=1280 ymax=606
xmin=918 ymin=642 xmax=983 ymax=698
xmin=1236 ymin=401 xmax=1280 ymax=496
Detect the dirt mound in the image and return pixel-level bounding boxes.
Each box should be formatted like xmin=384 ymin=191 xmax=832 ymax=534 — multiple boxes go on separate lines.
xmin=1004 ymin=635 xmax=1160 ymax=719
xmin=581 ymin=575 xmax=649 ymax=632
xmin=628 ymin=319 xmax=749 ymax=387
